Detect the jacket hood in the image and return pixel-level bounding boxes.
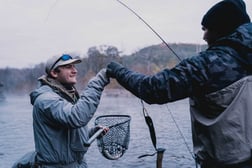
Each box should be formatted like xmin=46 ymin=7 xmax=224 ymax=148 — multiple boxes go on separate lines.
xmin=225 ymin=23 xmax=252 ymax=49
xmin=211 ymin=23 xmax=252 ymax=66
xmin=30 ymin=88 xmax=42 ymax=105
xmin=30 ymin=75 xmax=52 ymax=105
xmin=30 ymin=85 xmax=47 ymax=105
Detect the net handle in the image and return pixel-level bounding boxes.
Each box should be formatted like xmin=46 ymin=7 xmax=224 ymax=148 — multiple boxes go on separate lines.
xmin=84 ymin=128 xmax=104 ymax=146
xmin=84 ymin=115 xmax=131 ymax=147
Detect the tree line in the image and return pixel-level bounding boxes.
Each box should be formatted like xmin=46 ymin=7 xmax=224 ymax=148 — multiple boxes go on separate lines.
xmin=0 ymin=43 xmax=206 ymax=95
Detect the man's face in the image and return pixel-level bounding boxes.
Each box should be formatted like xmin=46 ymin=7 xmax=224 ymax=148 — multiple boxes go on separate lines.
xmin=202 ymin=26 xmax=219 ymax=46
xmin=54 ymin=64 xmax=78 ymax=86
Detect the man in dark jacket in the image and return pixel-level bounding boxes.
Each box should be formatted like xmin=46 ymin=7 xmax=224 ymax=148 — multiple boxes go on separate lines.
xmin=106 ymin=0 xmax=252 ymax=167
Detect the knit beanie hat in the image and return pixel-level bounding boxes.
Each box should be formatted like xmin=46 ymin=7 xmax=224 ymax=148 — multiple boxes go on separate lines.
xmin=201 ymin=0 xmax=250 ymax=37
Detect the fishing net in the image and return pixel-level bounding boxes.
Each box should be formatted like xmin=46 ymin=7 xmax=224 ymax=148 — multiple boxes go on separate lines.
xmin=95 ymin=115 xmax=131 ymax=160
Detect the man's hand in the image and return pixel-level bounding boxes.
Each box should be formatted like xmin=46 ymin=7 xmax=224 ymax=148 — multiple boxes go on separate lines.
xmin=106 ymin=61 xmax=123 ymax=78
xmin=96 ymin=125 xmax=109 ymax=139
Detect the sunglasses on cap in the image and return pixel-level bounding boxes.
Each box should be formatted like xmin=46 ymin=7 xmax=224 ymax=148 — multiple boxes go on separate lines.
xmin=50 ymin=54 xmax=72 ymax=71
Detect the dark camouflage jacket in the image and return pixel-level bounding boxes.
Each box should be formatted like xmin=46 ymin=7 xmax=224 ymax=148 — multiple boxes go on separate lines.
xmin=112 ymin=23 xmax=252 ymax=106
xmin=111 ymin=23 xmax=252 ymax=164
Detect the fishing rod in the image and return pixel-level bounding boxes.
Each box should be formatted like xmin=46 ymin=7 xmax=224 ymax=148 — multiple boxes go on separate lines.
xmin=115 ymin=0 xmax=196 ymax=167
xmin=44 ymin=0 xmax=59 ymax=23
xmin=44 ymin=0 xmax=194 ymax=166
xmin=116 ymin=0 xmax=182 ymax=62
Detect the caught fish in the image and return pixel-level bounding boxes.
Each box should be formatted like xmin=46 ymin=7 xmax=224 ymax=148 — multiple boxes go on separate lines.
xmin=101 ymin=143 xmax=126 ymax=160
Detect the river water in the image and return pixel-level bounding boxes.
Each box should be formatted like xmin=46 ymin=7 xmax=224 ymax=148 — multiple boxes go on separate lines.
xmin=0 ymin=94 xmax=195 ymax=168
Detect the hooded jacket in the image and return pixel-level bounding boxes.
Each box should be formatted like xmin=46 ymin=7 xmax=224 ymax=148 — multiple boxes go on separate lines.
xmin=29 ymin=69 xmax=109 ymax=167
xmin=110 ymin=23 xmax=252 ymax=164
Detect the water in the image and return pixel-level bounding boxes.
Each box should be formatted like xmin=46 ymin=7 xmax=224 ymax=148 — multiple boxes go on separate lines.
xmin=0 ymin=95 xmax=195 ymax=168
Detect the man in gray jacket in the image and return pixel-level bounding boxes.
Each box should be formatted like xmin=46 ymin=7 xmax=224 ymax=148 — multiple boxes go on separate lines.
xmin=29 ymin=54 xmax=109 ymax=167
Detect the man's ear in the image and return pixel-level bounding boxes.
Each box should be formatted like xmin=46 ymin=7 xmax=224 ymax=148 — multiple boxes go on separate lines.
xmin=49 ymin=70 xmax=58 ymax=78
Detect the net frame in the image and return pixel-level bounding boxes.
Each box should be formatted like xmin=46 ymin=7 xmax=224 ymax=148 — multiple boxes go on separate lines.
xmin=95 ymin=115 xmax=131 ymax=160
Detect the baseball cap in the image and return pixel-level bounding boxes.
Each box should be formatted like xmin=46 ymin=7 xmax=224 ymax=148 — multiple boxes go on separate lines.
xmin=45 ymin=54 xmax=82 ymax=74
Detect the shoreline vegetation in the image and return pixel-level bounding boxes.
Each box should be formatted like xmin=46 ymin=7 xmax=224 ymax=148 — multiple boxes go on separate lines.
xmin=0 ymin=83 xmax=5 ymax=102
xmin=0 ymin=43 xmax=207 ymax=96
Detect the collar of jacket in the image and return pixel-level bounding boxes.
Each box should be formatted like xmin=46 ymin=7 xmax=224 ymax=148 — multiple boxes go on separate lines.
xmin=38 ymin=75 xmax=80 ymax=103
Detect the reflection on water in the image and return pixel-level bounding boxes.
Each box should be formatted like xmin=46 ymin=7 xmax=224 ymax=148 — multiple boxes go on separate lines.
xmin=0 ymin=95 xmax=195 ymax=168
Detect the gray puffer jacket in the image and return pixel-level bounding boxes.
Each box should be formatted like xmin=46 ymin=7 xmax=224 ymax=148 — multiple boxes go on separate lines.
xmin=29 ymin=69 xmax=109 ymax=167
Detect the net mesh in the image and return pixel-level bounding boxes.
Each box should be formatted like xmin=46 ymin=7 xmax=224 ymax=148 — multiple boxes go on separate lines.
xmin=95 ymin=115 xmax=131 ymax=160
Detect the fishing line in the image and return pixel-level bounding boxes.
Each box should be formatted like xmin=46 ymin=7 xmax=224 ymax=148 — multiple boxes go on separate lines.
xmin=115 ymin=0 xmax=195 ymax=164
xmin=164 ymin=104 xmax=195 ymax=159
xmin=44 ymin=0 xmax=60 ymax=23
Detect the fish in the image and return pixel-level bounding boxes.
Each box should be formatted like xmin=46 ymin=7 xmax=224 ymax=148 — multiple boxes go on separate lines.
xmin=101 ymin=143 xmax=126 ymax=160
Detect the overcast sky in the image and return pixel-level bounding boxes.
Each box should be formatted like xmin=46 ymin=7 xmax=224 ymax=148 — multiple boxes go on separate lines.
xmin=1 ymin=0 xmax=252 ymax=69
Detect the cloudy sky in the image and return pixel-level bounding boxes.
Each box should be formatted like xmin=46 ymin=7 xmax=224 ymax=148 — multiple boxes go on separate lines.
xmin=1 ymin=0 xmax=252 ymax=68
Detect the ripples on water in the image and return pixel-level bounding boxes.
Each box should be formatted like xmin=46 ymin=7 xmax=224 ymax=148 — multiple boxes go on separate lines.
xmin=0 ymin=95 xmax=195 ymax=168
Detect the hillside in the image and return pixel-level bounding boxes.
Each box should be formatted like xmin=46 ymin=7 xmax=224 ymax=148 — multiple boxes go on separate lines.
xmin=0 ymin=43 xmax=207 ymax=95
